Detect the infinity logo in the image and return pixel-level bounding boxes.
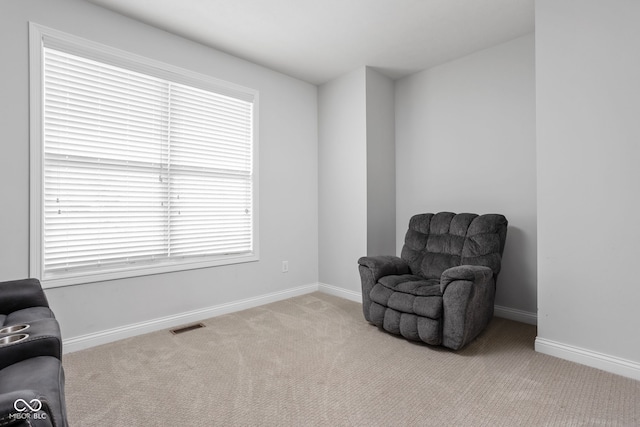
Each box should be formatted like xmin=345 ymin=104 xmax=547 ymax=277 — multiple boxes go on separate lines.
xmin=14 ymin=398 xmax=42 ymax=412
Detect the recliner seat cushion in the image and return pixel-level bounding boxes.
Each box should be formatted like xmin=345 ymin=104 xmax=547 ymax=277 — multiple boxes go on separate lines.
xmin=371 ymin=274 xmax=443 ymax=319
xmin=378 ymin=275 xmax=441 ymax=297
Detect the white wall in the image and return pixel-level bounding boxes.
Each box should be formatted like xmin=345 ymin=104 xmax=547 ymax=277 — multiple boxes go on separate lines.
xmin=536 ymin=0 xmax=640 ymax=376
xmin=366 ymin=68 xmax=396 ymax=257
xmin=318 ymin=67 xmax=396 ymax=296
xmin=318 ymin=67 xmax=368 ymax=293
xmin=0 ymin=0 xmax=318 ymax=346
xmin=395 ymin=34 xmax=537 ymax=317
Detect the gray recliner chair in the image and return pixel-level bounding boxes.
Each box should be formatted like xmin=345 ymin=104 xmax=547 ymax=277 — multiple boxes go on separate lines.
xmin=358 ymin=212 xmax=508 ymax=350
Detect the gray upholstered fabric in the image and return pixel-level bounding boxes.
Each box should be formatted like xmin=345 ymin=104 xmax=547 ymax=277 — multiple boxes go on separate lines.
xmin=358 ymin=212 xmax=507 ymax=350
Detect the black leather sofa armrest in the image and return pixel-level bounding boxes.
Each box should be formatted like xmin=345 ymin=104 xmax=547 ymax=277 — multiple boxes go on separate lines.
xmin=358 ymin=256 xmax=410 ymax=283
xmin=440 ymin=265 xmax=493 ymax=294
xmin=0 ymin=389 xmax=55 ymax=427
xmin=0 ymin=279 xmax=50 ymax=314
xmin=0 ymin=319 xmax=63 ymax=371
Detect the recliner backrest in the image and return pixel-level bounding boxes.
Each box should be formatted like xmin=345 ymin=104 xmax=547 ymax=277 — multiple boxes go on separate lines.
xmin=400 ymin=212 xmax=508 ymax=280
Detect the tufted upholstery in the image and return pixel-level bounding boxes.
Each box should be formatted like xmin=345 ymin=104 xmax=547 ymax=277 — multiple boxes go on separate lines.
xmin=358 ymin=212 xmax=507 ymax=350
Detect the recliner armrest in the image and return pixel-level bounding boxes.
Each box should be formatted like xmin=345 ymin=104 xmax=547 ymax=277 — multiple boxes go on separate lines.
xmin=358 ymin=256 xmax=411 ymax=324
xmin=358 ymin=256 xmax=410 ymax=283
xmin=440 ymin=265 xmax=493 ymax=294
xmin=439 ymin=265 xmax=496 ymax=350
xmin=0 ymin=279 xmax=50 ymax=315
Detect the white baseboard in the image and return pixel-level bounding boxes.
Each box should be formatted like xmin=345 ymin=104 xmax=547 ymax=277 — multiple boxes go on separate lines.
xmin=317 ymin=282 xmax=362 ymax=303
xmin=62 ymin=281 xmax=540 ymax=355
xmin=63 ymin=283 xmax=318 ymax=353
xmin=535 ymin=337 xmax=640 ymax=381
xmin=494 ymin=305 xmax=537 ymax=325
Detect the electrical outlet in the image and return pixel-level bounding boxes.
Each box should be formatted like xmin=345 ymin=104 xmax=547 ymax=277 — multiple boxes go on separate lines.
xmin=282 ymin=261 xmax=289 ymax=273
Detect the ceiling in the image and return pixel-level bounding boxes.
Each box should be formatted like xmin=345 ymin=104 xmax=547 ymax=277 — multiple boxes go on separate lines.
xmin=86 ymin=0 xmax=535 ymax=85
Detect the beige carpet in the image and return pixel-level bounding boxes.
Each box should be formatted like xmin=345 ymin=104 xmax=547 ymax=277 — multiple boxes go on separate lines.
xmin=63 ymin=292 xmax=640 ymax=426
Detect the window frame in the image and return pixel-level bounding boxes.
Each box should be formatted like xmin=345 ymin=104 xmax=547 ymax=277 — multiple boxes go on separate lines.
xmin=29 ymin=23 xmax=260 ymax=289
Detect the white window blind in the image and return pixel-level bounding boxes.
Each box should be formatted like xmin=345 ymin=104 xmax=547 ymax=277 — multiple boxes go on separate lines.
xmin=38 ymin=43 xmax=256 ymax=284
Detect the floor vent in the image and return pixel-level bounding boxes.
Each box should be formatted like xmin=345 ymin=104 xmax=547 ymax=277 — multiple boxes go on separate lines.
xmin=170 ymin=323 xmax=206 ymax=335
